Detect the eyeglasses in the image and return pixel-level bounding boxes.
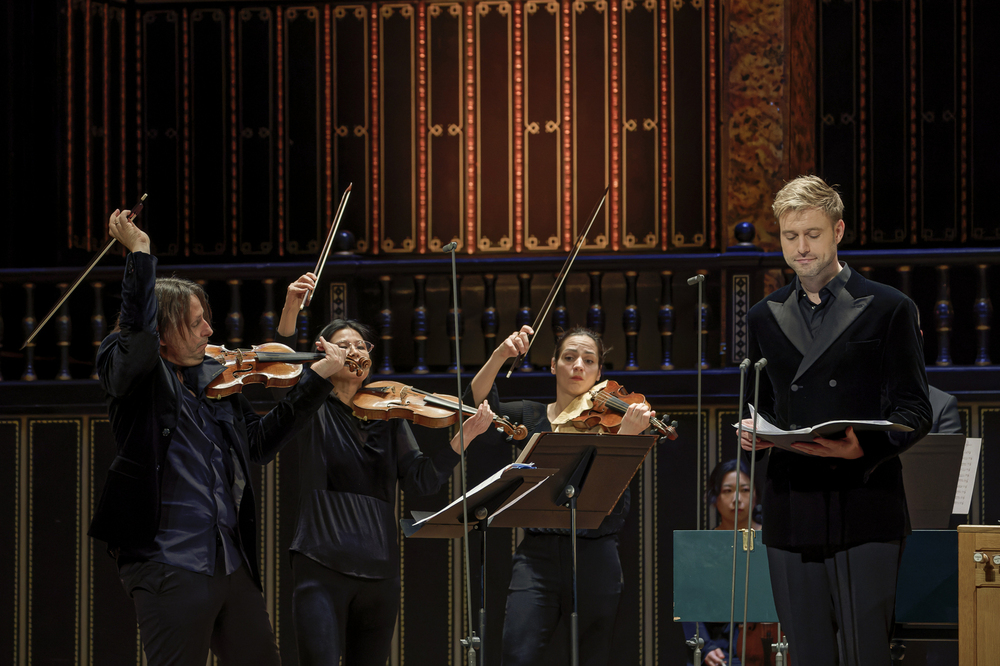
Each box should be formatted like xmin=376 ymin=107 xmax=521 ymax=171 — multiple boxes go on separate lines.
xmin=335 ymin=340 xmax=375 ymax=353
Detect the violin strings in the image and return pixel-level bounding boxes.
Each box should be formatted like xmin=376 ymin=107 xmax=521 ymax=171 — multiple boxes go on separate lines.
xmin=595 ymin=392 xmax=668 ymax=431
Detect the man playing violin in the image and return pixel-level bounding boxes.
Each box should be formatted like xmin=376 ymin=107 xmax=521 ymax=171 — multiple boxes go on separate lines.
xmin=468 ymin=325 xmax=655 ymax=666
xmin=274 ymin=272 xmax=497 ymax=666
xmin=88 ymin=209 xmax=346 ymax=666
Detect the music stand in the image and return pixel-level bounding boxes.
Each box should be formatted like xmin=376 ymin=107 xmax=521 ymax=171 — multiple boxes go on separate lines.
xmin=489 ymin=431 xmax=658 ymax=666
xmin=898 ymin=433 xmax=968 ymax=529
xmin=401 ymin=463 xmax=555 ymax=665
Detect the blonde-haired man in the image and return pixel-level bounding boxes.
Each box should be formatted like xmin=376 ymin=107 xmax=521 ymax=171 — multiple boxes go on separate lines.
xmin=739 ymin=175 xmax=931 ymax=665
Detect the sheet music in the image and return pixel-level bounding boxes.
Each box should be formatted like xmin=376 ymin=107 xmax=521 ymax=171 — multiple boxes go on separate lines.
xmin=412 ymin=463 xmax=541 ymax=527
xmin=734 ymin=405 xmax=911 ymax=452
xmin=951 ymin=437 xmax=982 ymax=515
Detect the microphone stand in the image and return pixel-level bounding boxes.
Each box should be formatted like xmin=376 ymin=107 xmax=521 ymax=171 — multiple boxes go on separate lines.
xmin=685 ymin=273 xmax=705 ymax=666
xmin=442 ymin=241 xmax=480 ymax=665
xmin=728 ymin=356 xmax=751 ymax=664
xmin=687 ymin=274 xmax=705 ymax=528
xmin=740 ymin=358 xmax=767 ymax=666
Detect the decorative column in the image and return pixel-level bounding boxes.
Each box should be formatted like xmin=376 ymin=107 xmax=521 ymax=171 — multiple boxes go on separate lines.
xmin=377 ymin=275 xmax=394 ymax=374
xmin=412 ymin=275 xmax=429 ymax=374
xmin=587 ymin=271 xmax=604 ymax=335
xmin=934 ymin=265 xmax=953 ymax=366
xmin=226 ymin=279 xmax=244 ymax=346
xmin=56 ymin=283 xmax=72 ymax=380
xmin=974 ymin=264 xmax=992 ymax=366
xmin=90 ymin=281 xmax=106 ymax=380
xmin=622 ymin=271 xmax=640 ymax=370
xmin=658 ymin=270 xmax=674 ymax=370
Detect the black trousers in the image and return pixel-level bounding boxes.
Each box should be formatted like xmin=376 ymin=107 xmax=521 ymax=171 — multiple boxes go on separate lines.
xmin=501 ymin=533 xmax=623 ymax=666
xmin=119 ymin=554 xmax=279 ymax=666
xmin=767 ymin=541 xmax=903 ymax=666
xmin=291 ymin=553 xmax=400 ymax=666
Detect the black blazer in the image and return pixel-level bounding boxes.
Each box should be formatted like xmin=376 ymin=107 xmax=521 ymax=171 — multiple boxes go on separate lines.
xmin=87 ymin=252 xmax=331 ymax=588
xmin=746 ymin=267 xmax=931 ymax=550
xmin=928 ymin=385 xmax=961 ymax=434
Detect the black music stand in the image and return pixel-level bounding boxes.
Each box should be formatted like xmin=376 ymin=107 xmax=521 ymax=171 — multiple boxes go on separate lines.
xmin=488 ymin=431 xmax=659 ymax=666
xmin=401 ymin=464 xmax=556 ymax=665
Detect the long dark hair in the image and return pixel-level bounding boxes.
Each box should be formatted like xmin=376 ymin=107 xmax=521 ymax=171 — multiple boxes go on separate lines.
xmin=707 ymin=458 xmax=762 ymax=525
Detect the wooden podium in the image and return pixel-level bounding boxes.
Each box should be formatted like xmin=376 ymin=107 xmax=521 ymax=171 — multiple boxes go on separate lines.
xmin=958 ymin=525 xmax=1000 ymax=665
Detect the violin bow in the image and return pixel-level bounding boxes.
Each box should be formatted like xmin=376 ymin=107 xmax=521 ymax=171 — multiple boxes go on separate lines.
xmin=504 ymin=185 xmax=610 ymax=378
xmin=302 ymin=183 xmax=352 ymax=309
xmin=21 ymin=193 xmax=148 ymax=350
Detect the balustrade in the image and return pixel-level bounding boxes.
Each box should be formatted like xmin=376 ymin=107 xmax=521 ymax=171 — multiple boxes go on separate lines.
xmin=0 ymin=250 xmax=996 ymax=401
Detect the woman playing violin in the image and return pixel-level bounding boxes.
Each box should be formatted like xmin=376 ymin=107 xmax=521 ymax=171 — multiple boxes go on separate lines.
xmin=276 ymin=272 xmax=496 ymax=666
xmin=468 ymin=324 xmax=656 ymax=666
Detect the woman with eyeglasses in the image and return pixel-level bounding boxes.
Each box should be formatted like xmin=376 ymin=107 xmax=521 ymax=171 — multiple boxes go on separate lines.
xmin=276 ymin=272 xmax=496 ymax=666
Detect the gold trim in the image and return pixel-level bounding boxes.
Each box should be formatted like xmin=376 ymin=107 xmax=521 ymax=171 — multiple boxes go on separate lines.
xmin=620 ymin=0 xmax=659 ymax=250
xmin=571 ymin=0 xmax=610 ymax=250
xmin=427 ymin=2 xmax=466 ymax=253
xmin=378 ymin=4 xmax=418 ymax=253
xmin=523 ymin=0 xmax=563 ymax=252
xmin=475 ymin=1 xmax=515 ymax=252
xmin=333 ymin=5 xmax=372 ymax=253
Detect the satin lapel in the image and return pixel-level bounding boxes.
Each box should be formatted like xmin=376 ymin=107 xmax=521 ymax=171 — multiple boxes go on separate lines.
xmin=792 ymin=289 xmax=874 ymax=383
xmin=767 ymin=290 xmax=811 ymax=357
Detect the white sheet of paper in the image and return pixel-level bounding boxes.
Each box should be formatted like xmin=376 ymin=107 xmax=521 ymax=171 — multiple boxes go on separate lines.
xmin=951 ymin=437 xmax=982 ymax=515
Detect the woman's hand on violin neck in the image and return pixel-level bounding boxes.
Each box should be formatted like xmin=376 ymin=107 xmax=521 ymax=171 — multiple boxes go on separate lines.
xmin=109 ymin=208 xmax=150 ymax=254
xmin=618 ymin=402 xmax=654 ymax=436
xmin=450 ymin=401 xmax=496 ymax=454
xmin=309 ymin=335 xmax=349 ymax=379
xmin=277 ymin=272 xmax=318 ymax=337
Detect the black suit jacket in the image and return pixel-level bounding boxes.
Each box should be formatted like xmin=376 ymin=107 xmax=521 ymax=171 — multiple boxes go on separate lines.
xmin=87 ymin=252 xmax=331 ymax=588
xmin=928 ymin=385 xmax=961 ymax=434
xmin=746 ymin=266 xmax=931 ymax=550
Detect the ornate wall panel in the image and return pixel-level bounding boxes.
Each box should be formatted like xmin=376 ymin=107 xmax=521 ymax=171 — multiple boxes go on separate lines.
xmin=27 ymin=420 xmax=81 ymax=665
xmin=476 ymin=2 xmax=515 ymax=252
xmin=334 ymin=5 xmax=372 ymax=253
xmin=89 ymin=419 xmax=141 ymax=665
xmin=523 ymin=0 xmax=564 ymax=252
xmin=723 ymin=0 xmax=784 ymax=252
xmin=238 ymin=8 xmax=277 ymax=255
xmin=0 ymin=421 xmax=18 ymax=665
xmin=573 ymin=0 xmax=611 ymax=250
xmin=284 ymin=7 xmax=324 ymax=255
xmin=380 ymin=4 xmax=417 ymax=253
xmin=818 ymin=0 xmax=860 ymax=245
xmin=969 ymin=0 xmax=999 ymax=241
xmin=670 ymin=0 xmax=711 ymax=249
xmin=817 ymin=0 xmax=997 ymax=247
xmin=63 ymin=0 xmax=729 ymax=257
xmin=427 ymin=3 xmax=466 ymax=252
xmin=916 ymin=0 xmax=960 ymax=243
xmin=621 ymin=0 xmax=660 ymax=251
xmin=142 ymin=10 xmax=183 ymax=254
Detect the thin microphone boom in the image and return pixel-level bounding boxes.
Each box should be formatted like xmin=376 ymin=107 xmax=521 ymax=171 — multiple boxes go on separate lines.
xmin=740 ymin=357 xmax=767 ymax=666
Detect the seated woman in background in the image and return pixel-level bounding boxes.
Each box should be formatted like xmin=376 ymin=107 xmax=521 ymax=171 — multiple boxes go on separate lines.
xmin=683 ymin=459 xmax=777 ymax=666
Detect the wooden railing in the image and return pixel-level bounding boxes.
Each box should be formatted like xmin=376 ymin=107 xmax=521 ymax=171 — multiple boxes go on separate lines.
xmin=1 ymin=247 xmax=996 ymax=405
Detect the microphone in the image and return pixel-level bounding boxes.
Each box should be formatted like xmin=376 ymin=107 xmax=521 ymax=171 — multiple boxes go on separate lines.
xmin=441 ymin=241 xmax=458 ymax=253
xmin=739 ymin=357 xmax=752 ymax=371
xmin=754 ymin=358 xmax=768 ymax=370
xmin=686 ymin=274 xmax=705 ymax=286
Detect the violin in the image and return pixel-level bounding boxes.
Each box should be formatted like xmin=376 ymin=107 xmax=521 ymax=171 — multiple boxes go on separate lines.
xmin=204 ymin=342 xmax=370 ymax=399
xmin=568 ymin=380 xmax=678 ymax=439
xmin=353 ymin=381 xmax=529 ymax=440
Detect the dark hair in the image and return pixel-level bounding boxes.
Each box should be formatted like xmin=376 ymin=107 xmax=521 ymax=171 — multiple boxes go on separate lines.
xmin=707 ymin=458 xmax=762 ymax=525
xmin=552 ymin=326 xmax=611 ymax=367
xmin=314 ymin=318 xmax=374 ymax=347
xmin=116 ymin=277 xmax=212 ymax=339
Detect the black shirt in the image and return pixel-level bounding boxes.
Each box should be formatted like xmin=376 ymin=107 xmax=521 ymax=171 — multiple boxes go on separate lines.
xmin=795 ymin=263 xmax=852 ymax=338
xmin=290 ymin=395 xmax=462 ymax=579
